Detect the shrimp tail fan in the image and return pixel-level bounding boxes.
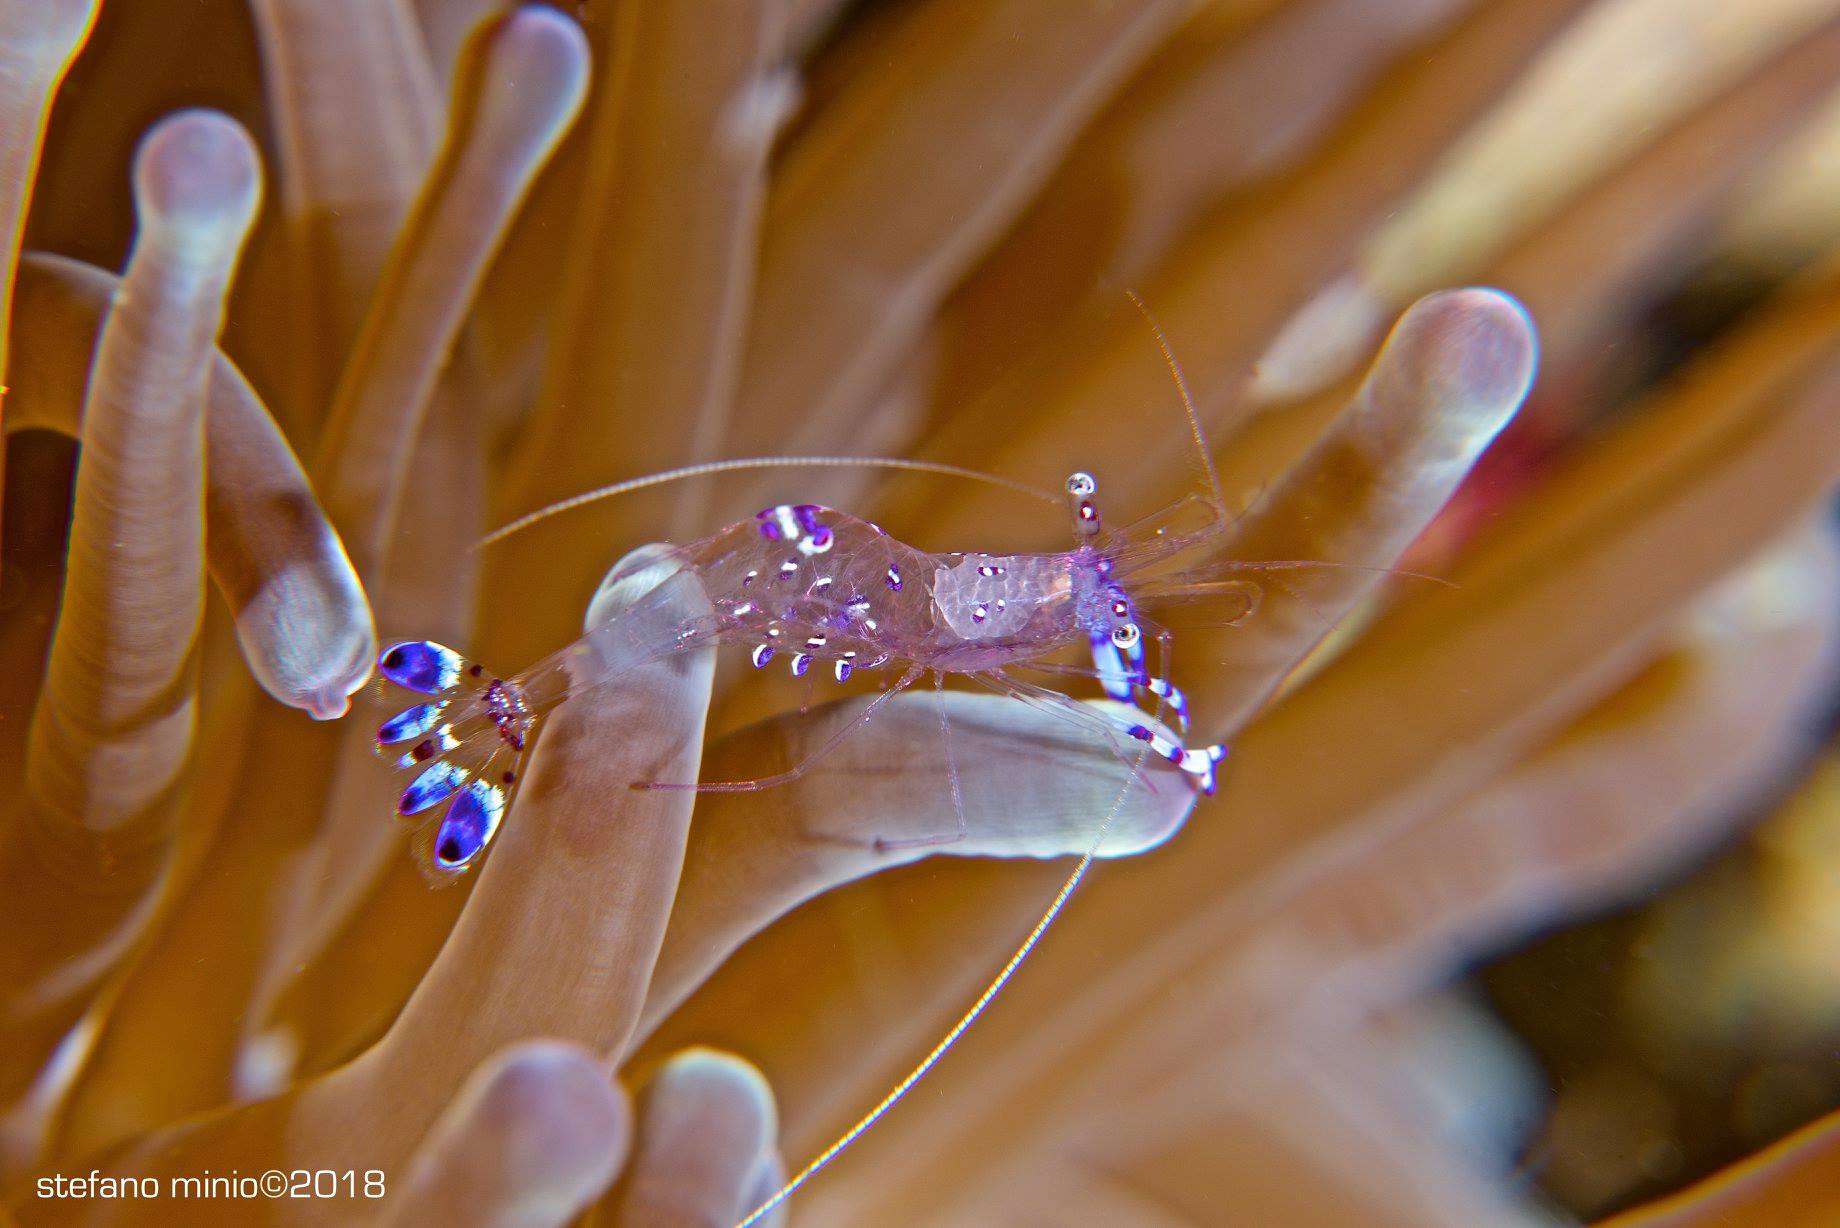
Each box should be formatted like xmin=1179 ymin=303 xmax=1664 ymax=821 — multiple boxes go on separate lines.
xmin=374 ymin=640 xmax=532 ymax=882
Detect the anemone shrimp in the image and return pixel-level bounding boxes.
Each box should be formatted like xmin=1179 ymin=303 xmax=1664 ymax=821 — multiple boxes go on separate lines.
xmin=368 ymin=291 xmax=1534 ymax=1226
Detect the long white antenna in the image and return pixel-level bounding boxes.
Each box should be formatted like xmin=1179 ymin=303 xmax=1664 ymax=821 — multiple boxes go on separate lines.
xmin=478 ymin=455 xmax=1061 ymax=550
xmin=1124 ymin=289 xmax=1226 ymax=514
xmin=732 ymin=751 xmax=1149 ymax=1228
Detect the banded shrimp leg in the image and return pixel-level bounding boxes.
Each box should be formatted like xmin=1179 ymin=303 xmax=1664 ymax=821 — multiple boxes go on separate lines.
xmin=982 ymin=643 xmax=1226 ymax=799
xmin=1015 ymin=660 xmax=1194 ymax=733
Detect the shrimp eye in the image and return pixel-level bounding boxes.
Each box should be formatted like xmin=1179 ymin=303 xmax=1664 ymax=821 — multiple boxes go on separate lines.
xmin=1110 ymin=599 xmax=1130 ymax=619
xmin=1111 ymin=623 xmax=1140 ymax=649
xmin=1065 ymin=471 xmax=1096 ymax=497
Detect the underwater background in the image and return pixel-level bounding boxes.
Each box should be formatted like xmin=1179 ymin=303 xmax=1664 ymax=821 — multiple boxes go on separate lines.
xmin=4 ymin=0 xmax=1840 ymax=1224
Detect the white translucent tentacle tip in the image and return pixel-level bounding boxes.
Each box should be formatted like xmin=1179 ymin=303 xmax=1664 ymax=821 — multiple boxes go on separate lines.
xmin=1386 ymin=287 xmax=1539 ymax=436
xmin=131 ymin=109 xmax=262 ymax=243
xmin=470 ymin=5 xmax=592 ymax=153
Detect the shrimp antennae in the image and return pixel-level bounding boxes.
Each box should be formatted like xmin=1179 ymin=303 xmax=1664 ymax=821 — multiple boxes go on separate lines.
xmin=733 ymin=746 xmax=1151 ymax=1228
xmin=477 ymin=455 xmax=1062 ymax=550
xmin=1138 ymin=557 xmax=1459 ymax=597
xmin=1124 ymin=289 xmax=1225 ymax=514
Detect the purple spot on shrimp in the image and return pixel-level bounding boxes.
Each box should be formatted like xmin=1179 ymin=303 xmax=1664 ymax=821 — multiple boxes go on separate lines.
xmin=1166 ymin=747 xmax=1184 ymax=765
xmin=885 ymin=565 xmax=902 ymax=592
xmin=791 ymin=652 xmax=812 ymax=677
xmin=793 ymin=504 xmax=823 ymax=534
xmin=755 ymin=509 xmax=783 ymax=540
xmin=809 ymin=526 xmax=833 ymax=550
xmin=433 ymin=780 xmax=506 ymax=870
xmin=1127 ymin=725 xmax=1151 ymax=742
xmin=751 ymin=644 xmax=774 ymax=668
xmin=379 ymin=641 xmax=462 ymax=694
xmin=399 ymin=761 xmax=466 ymax=816
xmin=377 ymin=701 xmax=444 ymax=745
xmin=834 ymin=660 xmax=852 ymax=683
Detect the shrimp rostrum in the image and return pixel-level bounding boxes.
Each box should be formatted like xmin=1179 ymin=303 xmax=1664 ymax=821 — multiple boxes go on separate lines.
xmin=374 ymin=465 xmax=1249 ymax=878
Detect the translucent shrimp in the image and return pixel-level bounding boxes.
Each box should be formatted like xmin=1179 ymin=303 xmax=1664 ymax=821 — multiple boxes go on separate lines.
xmin=374 ymin=469 xmax=1244 ymax=878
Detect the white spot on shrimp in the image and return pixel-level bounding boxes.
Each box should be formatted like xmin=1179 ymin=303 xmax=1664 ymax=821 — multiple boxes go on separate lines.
xmin=834 ymin=660 xmax=852 ymax=682
xmin=791 ymin=652 xmax=812 ymax=677
xmin=780 ymin=558 xmax=799 ymax=576
xmin=886 ymin=565 xmax=902 ymax=591
xmin=751 ymin=644 xmax=774 ymax=668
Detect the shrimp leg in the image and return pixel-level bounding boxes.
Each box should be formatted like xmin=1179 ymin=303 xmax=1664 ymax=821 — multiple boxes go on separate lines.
xmin=984 ymin=664 xmax=1223 ymax=794
xmin=869 ymin=671 xmax=971 ymax=853
xmin=1011 ymin=658 xmax=1192 ymax=734
xmin=635 ymin=665 xmax=925 ymax=793
xmin=973 ymin=667 xmax=1160 ymax=794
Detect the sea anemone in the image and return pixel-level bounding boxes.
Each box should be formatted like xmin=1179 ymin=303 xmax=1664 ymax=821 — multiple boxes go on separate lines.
xmin=4 ymin=2 xmax=1840 ymax=1227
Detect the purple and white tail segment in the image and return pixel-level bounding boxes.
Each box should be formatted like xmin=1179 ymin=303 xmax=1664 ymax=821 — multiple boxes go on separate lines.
xmin=376 ymin=639 xmax=530 ymax=876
